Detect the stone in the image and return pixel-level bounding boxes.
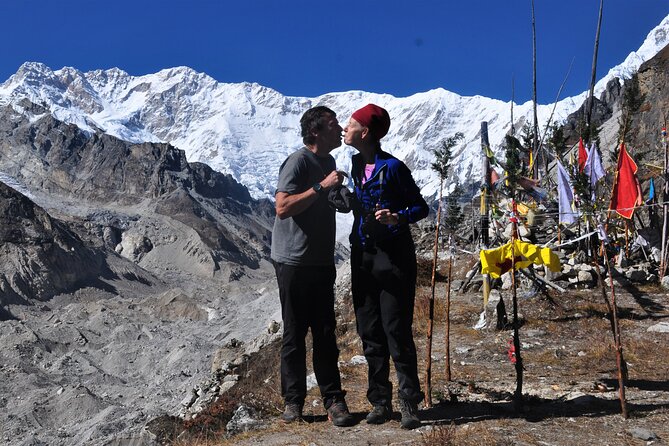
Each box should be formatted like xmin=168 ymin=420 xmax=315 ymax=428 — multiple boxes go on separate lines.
xmin=226 ymin=405 xmax=263 ymax=435
xmin=662 ymin=276 xmax=669 ymax=290
xmin=219 ymin=381 xmax=236 ymax=393
xmin=647 ymin=322 xmax=669 ymax=333
xmin=501 ymin=272 xmax=512 ymax=290
xmin=267 ymin=320 xmax=280 ymax=334
xmin=306 ymin=373 xmax=318 ymax=390
xmin=474 ymin=289 xmax=508 ymax=330
xmin=627 ymin=427 xmax=658 ymax=441
xmin=502 ymin=223 xmax=531 ymax=239
xmin=118 ymin=233 xmax=153 ymax=262
xmin=577 ymin=270 xmax=594 ymax=283
xmin=625 ymin=269 xmax=646 ymax=282
xmin=348 ymin=355 xmax=367 ymax=366
xmin=451 ymin=279 xmax=464 ymax=291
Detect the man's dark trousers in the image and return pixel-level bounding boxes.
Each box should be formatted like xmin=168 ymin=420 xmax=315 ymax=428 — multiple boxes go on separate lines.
xmin=274 ymin=262 xmax=344 ymax=406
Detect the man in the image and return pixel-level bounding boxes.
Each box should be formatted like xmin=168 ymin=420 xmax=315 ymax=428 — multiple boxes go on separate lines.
xmin=270 ymin=106 xmax=354 ymax=427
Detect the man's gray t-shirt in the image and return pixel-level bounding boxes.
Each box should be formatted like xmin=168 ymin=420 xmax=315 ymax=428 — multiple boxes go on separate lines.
xmin=271 ymin=147 xmax=336 ymax=266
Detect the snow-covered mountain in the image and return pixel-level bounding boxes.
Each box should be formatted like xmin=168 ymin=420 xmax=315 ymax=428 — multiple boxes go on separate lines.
xmin=1 ymin=15 xmax=667 ymax=201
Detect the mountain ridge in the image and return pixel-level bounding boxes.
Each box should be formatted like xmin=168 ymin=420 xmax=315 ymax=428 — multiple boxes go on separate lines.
xmin=1 ymin=14 xmax=667 ymax=200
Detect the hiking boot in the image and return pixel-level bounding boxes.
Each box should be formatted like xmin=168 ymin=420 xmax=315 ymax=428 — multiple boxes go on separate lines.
xmin=280 ymin=403 xmax=303 ymax=423
xmin=398 ymin=398 xmax=421 ymax=429
xmin=326 ymin=399 xmax=355 ymax=427
xmin=365 ymin=404 xmax=392 ymax=424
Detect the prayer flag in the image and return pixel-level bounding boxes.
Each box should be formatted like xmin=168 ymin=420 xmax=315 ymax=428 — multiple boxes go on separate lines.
xmin=480 ymin=240 xmax=561 ymax=279
xmin=647 ymin=177 xmax=655 ymax=204
xmin=557 ymin=160 xmax=578 ymax=224
xmin=578 ymin=137 xmax=588 ymax=173
xmin=609 ymin=143 xmax=641 ymax=219
xmin=584 ymin=142 xmax=605 ymax=197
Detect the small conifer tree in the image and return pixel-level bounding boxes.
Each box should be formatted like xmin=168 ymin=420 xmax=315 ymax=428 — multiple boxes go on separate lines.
xmin=425 ymin=132 xmax=463 ymax=395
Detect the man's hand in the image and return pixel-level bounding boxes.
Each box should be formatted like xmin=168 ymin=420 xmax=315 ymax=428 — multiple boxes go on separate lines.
xmin=321 ymin=170 xmax=346 ymax=191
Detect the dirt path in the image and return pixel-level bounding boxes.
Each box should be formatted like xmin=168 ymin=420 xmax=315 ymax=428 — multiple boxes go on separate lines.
xmin=185 ymin=272 xmax=669 ymax=446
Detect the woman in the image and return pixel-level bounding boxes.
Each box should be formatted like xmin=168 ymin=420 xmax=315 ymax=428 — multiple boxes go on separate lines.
xmin=343 ymin=104 xmax=429 ymax=429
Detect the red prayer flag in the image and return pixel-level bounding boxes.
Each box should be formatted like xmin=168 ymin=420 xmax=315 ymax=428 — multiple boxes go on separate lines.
xmin=609 ymin=143 xmax=641 ymax=219
xmin=577 ymin=137 xmax=588 ymax=173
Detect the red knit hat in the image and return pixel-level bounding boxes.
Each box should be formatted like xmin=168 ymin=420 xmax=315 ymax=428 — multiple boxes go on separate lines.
xmin=351 ymin=104 xmax=390 ymax=140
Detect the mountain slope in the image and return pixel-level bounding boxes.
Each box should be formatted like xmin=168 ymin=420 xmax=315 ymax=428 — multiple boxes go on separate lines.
xmin=0 ymin=101 xmax=274 ymax=281
xmin=0 ymin=180 xmax=146 ymax=312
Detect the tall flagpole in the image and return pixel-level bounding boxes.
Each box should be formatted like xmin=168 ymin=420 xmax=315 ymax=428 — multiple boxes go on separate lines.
xmin=661 ymin=124 xmax=668 ymax=278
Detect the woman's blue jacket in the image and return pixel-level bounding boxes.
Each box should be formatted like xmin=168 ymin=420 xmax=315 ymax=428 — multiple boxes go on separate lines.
xmin=350 ymin=149 xmax=429 ymax=248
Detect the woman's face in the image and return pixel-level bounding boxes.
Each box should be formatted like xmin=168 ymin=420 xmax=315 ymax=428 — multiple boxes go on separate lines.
xmin=343 ymin=118 xmax=366 ymax=149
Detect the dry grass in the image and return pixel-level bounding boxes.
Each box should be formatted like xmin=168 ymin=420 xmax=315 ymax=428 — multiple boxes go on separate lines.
xmin=420 ymin=423 xmax=516 ymax=446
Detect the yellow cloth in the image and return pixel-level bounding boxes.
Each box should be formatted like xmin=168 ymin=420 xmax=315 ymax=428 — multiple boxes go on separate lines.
xmin=480 ymin=240 xmax=561 ymax=279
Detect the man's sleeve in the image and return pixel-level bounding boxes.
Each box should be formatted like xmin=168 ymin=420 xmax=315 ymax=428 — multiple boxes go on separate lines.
xmin=276 ymin=154 xmax=306 ymax=195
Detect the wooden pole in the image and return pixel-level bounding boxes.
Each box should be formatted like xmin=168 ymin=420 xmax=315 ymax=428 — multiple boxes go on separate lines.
xmin=661 ymin=123 xmax=668 ymax=278
xmin=511 ymin=200 xmax=524 ymax=409
xmin=510 ymin=77 xmax=516 ymax=136
xmin=586 ymin=0 xmax=604 ymax=131
xmin=624 ymin=220 xmax=630 ymax=259
xmin=445 ymin=236 xmax=453 ymax=382
xmin=481 ymin=122 xmax=491 ymax=306
xmin=424 ymin=179 xmax=443 ymax=408
xmin=601 ymin=241 xmax=629 ymax=419
xmin=531 ymin=0 xmax=539 ymax=179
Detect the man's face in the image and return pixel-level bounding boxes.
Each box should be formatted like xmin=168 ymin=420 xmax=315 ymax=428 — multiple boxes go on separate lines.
xmin=343 ymin=118 xmax=365 ymax=148
xmin=320 ymin=114 xmax=343 ymax=151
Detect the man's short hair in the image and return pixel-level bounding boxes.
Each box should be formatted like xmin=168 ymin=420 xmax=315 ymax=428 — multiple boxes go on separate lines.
xmin=300 ymin=106 xmax=336 ymax=145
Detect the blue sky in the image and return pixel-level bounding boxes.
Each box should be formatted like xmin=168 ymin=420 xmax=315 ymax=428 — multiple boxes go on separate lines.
xmin=1 ymin=1 xmax=667 ymax=103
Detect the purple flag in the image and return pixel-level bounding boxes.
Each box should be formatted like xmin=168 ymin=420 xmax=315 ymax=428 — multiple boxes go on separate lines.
xmin=584 ymin=142 xmax=605 ymax=199
xmin=557 ymin=160 xmax=578 ymax=224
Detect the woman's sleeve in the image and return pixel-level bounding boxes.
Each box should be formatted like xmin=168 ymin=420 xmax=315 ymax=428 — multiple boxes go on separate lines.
xmin=395 ymin=161 xmax=429 ymax=224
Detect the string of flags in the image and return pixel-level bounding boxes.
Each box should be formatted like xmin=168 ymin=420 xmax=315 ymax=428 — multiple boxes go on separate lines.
xmin=477 ymin=136 xmax=656 ymax=281
xmin=557 ymin=140 xmax=644 ymax=222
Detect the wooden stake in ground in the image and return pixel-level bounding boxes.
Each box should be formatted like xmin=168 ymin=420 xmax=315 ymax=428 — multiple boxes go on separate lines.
xmin=661 ymin=123 xmax=668 ymax=278
xmin=625 ymin=220 xmax=630 ymax=258
xmin=424 ymin=194 xmax=439 ymax=408
xmin=600 ymin=241 xmax=629 ymax=418
xmin=510 ymin=201 xmax=524 ymax=409
xmin=480 ymin=122 xmax=492 ymax=306
xmin=444 ymin=236 xmax=453 ymax=381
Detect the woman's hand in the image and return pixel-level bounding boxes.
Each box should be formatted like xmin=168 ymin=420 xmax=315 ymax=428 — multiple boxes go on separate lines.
xmin=374 ymin=208 xmax=399 ymax=226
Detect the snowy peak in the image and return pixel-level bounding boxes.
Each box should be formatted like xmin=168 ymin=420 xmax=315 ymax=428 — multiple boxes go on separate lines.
xmin=1 ymin=14 xmax=668 ymax=201
xmin=593 ymin=14 xmax=669 ymax=97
